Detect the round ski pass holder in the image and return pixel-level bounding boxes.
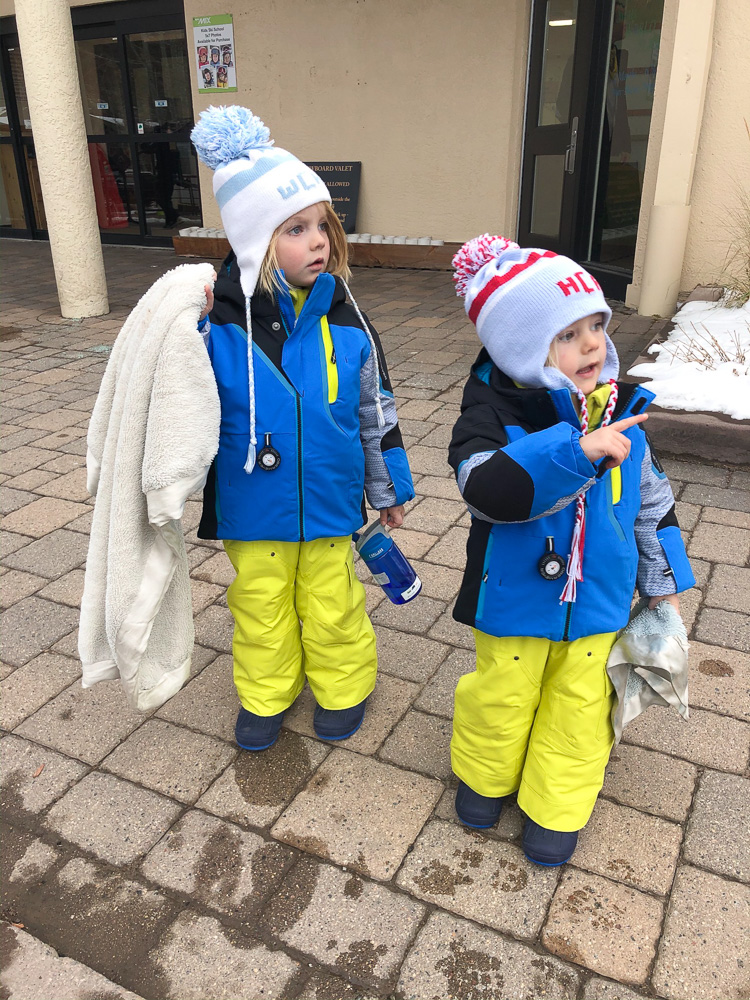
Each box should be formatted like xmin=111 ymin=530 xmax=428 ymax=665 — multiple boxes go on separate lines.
xmin=538 ymin=536 xmax=565 ymax=581
xmin=257 ymin=433 xmax=281 ymax=471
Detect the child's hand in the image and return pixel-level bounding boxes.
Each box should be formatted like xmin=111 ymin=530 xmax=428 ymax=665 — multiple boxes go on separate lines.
xmin=379 ymin=506 xmax=405 ymax=528
xmin=199 ymin=274 xmax=216 ymax=322
xmin=648 ymin=594 xmax=681 ymax=612
xmin=579 ymin=413 xmax=648 ymax=470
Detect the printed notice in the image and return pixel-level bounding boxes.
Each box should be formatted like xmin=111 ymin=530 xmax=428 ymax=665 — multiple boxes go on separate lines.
xmin=194 ymin=15 xmax=237 ymax=93
xmin=305 ymin=162 xmax=361 ymax=234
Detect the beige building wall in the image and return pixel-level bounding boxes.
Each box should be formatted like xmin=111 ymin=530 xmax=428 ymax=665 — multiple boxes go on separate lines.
xmin=629 ymin=0 xmax=749 ymax=308
xmin=184 ymin=0 xmax=530 ymax=243
xmin=680 ymin=0 xmax=750 ymax=292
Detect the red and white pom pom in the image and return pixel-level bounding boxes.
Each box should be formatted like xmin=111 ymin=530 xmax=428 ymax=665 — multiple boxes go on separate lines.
xmin=452 ymin=234 xmax=519 ymax=298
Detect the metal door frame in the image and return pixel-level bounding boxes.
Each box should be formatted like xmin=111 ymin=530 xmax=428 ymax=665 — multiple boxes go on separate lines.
xmin=518 ymin=0 xmax=632 ymax=298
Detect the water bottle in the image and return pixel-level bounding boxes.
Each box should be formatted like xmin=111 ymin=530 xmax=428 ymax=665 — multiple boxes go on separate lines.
xmin=353 ymin=521 xmax=422 ymax=605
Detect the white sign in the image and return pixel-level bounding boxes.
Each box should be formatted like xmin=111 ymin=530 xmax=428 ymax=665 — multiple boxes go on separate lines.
xmin=193 ymin=14 xmax=237 ymax=94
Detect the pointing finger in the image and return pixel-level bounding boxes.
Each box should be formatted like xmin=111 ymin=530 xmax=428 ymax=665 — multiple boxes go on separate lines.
xmin=611 ymin=413 xmax=649 ymax=432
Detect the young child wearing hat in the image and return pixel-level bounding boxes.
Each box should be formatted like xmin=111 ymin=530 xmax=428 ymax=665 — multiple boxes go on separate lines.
xmin=448 ymin=235 xmax=694 ymax=865
xmin=190 ymin=106 xmax=414 ymax=751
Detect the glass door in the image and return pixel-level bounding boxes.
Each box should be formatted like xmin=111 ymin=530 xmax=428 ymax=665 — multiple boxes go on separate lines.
xmin=517 ymin=0 xmax=603 ymax=253
xmin=518 ymin=0 xmax=664 ymax=297
xmin=0 ymin=2 xmax=202 ymax=246
xmin=74 ymin=18 xmax=202 ymax=244
xmin=586 ymin=0 xmax=665 ymax=273
xmin=0 ymin=39 xmax=46 ymax=237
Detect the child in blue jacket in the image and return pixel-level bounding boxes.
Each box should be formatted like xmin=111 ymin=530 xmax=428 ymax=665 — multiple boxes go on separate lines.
xmin=191 ymin=106 xmax=414 ymax=751
xmin=448 ymin=236 xmax=694 ymax=866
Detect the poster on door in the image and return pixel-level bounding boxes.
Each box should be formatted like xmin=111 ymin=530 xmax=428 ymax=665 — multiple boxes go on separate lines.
xmin=194 ymin=14 xmax=237 ymax=93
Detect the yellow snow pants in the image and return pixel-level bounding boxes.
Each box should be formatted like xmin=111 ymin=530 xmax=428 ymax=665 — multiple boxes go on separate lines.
xmin=451 ymin=630 xmax=617 ymax=831
xmin=223 ymin=536 xmax=377 ymax=716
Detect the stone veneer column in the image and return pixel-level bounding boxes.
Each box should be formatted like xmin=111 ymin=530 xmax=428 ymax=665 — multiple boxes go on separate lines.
xmin=15 ymin=0 xmax=109 ymax=318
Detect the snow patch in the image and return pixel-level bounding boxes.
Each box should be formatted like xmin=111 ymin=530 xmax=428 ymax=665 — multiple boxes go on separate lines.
xmin=628 ymin=298 xmax=750 ymax=420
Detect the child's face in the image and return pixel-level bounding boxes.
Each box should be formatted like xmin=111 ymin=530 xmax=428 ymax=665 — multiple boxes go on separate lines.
xmin=275 ymin=203 xmax=330 ymax=288
xmin=548 ymin=312 xmax=606 ymax=394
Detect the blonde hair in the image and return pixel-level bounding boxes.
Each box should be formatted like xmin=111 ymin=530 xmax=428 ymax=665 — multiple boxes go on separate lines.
xmin=257 ymin=202 xmax=351 ymax=296
xmin=545 ymin=338 xmax=561 ymax=370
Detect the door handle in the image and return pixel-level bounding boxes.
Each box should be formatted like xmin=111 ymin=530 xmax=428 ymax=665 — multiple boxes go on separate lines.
xmin=564 ymin=116 xmax=579 ymax=174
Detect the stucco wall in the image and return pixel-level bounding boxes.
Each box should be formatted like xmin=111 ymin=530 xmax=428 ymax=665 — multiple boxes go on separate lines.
xmin=680 ymin=0 xmax=750 ymax=291
xmin=627 ymin=0 xmax=678 ymax=305
xmin=630 ymin=0 xmax=750 ymax=305
xmin=183 ymin=0 xmax=530 ymax=241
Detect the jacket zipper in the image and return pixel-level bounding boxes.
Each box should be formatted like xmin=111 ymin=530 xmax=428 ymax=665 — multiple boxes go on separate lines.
xmin=476 ymin=531 xmax=495 ymax=621
xmin=296 ymin=392 xmax=304 ymax=540
xmin=562 ymin=601 xmax=573 ymax=642
xmin=279 ymin=305 xmax=305 ymax=541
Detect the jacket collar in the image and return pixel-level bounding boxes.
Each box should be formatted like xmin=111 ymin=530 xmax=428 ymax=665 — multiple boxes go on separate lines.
xmin=469 ymin=348 xmax=655 ymax=429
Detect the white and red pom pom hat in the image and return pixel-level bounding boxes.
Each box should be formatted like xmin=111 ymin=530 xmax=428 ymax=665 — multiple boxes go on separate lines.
xmin=453 ymin=235 xmax=618 ymax=391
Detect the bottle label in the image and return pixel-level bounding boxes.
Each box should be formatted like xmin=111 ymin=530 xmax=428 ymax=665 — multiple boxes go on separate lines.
xmin=371 ymin=571 xmax=389 ymax=585
xmin=401 ymin=576 xmax=422 ymax=601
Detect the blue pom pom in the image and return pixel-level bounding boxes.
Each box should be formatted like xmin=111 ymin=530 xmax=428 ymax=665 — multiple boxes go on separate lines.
xmin=190 ymin=105 xmax=274 ymax=170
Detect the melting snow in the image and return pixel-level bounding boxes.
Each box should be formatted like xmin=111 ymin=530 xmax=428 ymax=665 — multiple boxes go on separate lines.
xmin=628 ymin=298 xmax=750 ymax=420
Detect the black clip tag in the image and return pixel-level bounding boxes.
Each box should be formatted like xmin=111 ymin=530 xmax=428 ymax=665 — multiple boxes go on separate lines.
xmin=538 ymin=536 xmax=565 ymax=581
xmin=257 ymin=432 xmax=281 ymax=471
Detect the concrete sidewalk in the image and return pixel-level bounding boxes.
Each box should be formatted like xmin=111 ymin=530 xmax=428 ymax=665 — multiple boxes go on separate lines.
xmin=1 ymin=240 xmax=749 ymax=1000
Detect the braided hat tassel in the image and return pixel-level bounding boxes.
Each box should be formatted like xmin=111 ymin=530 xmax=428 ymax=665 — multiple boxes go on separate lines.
xmin=560 ymin=380 xmax=618 ymax=604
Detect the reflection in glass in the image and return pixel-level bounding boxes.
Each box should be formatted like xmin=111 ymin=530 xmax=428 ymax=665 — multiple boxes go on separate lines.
xmin=126 ymin=31 xmax=193 ymax=136
xmin=6 ymin=47 xmax=32 ymax=136
xmin=538 ymin=0 xmax=578 ymax=126
xmin=137 ymin=141 xmax=201 ymax=234
xmin=589 ymin=0 xmax=664 ymax=268
xmin=531 ymin=154 xmax=565 ymax=238
xmin=0 ymin=144 xmax=26 ymax=228
xmin=89 ymin=142 xmax=139 ymax=233
xmin=0 ymin=71 xmax=9 ymax=138
xmin=23 ymin=146 xmax=45 ymax=229
xmin=77 ymin=38 xmax=127 ymax=135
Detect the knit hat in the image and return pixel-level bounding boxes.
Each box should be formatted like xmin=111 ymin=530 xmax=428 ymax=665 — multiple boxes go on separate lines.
xmin=191 ymin=105 xmax=331 ymax=300
xmin=191 ymin=105 xmax=332 ymax=472
xmin=453 ymin=235 xmax=618 ymax=391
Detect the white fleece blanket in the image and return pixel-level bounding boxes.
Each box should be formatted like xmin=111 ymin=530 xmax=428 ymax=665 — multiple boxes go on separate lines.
xmin=79 ymin=262 xmax=220 ymax=712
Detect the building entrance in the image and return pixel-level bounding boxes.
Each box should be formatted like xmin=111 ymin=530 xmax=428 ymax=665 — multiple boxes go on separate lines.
xmin=517 ymin=0 xmax=664 ymax=298
xmin=0 ymin=0 xmax=201 ymax=246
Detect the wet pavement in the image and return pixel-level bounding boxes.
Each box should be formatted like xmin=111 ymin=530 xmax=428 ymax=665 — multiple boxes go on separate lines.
xmin=1 ymin=239 xmax=749 ymax=1000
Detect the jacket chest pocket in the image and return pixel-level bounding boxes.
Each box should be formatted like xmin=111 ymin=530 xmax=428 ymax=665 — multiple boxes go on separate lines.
xmin=328 ymin=328 xmax=365 ymax=418
xmin=320 ymin=317 xmax=339 ymax=404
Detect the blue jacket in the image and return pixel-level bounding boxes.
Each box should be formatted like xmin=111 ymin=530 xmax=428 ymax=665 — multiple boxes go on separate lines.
xmin=448 ymin=352 xmax=695 ymax=642
xmin=198 ymin=256 xmax=414 ymax=542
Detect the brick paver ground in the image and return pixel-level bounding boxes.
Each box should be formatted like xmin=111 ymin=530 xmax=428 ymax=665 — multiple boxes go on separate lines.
xmin=1 ymin=240 xmax=749 ymax=1000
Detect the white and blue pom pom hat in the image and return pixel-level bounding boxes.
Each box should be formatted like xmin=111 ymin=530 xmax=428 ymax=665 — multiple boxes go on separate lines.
xmin=191 ymin=105 xmax=332 ymax=472
xmin=191 ymin=105 xmax=330 ymax=299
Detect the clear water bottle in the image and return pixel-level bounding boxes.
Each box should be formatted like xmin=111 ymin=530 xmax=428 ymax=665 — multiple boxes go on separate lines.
xmin=354 ymin=522 xmax=422 ymax=605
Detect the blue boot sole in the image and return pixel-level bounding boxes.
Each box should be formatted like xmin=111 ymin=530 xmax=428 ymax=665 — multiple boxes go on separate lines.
xmin=455 ymin=780 xmax=505 ymax=829
xmin=524 ymin=852 xmax=575 ymax=867
xmin=313 ymin=699 xmax=367 ymax=741
xmin=236 ymin=736 xmax=279 ymax=751
xmin=315 ymin=716 xmax=364 ymax=742
xmin=235 ymin=707 xmax=285 ymax=751
xmin=522 ymin=819 xmax=578 ymax=866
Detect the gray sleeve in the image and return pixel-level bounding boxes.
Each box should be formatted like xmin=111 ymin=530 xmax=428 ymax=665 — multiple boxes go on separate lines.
xmin=635 ymin=443 xmax=678 ymax=596
xmin=359 ymin=348 xmax=398 ymax=511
